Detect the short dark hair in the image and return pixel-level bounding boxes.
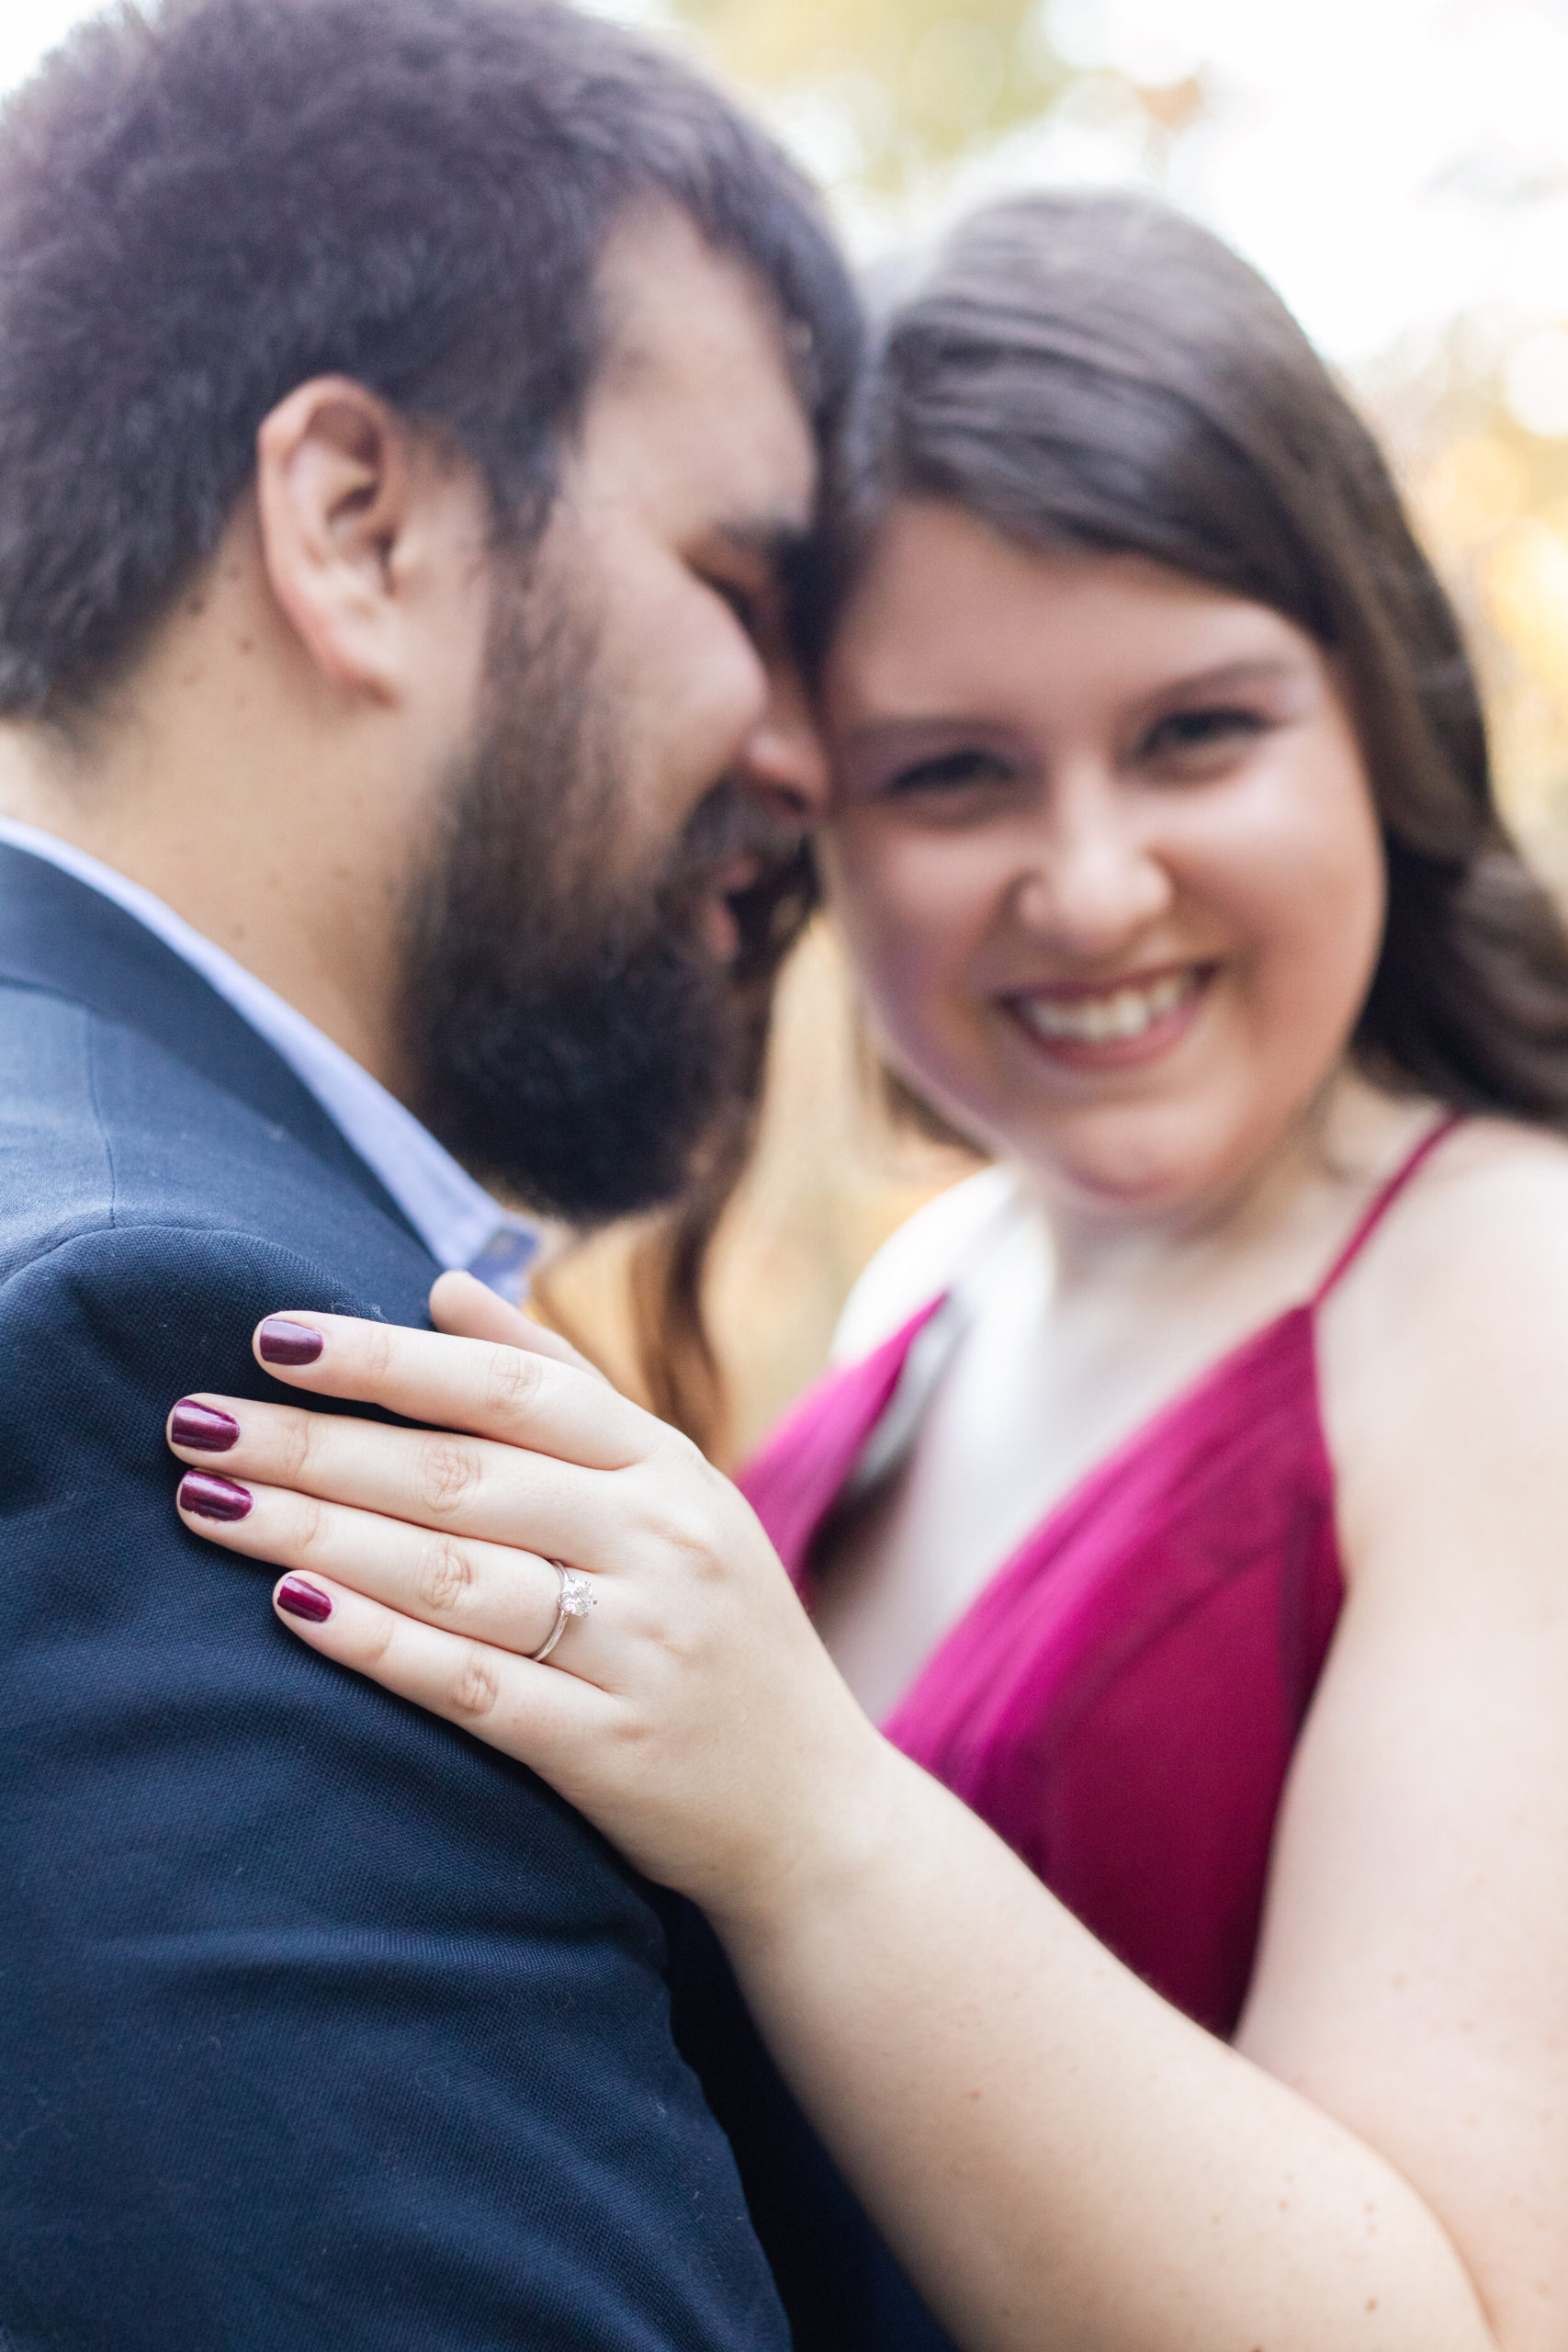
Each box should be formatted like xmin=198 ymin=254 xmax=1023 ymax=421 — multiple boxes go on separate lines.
xmin=0 ymin=0 xmax=860 ymax=718
xmin=837 ymin=189 xmax=1568 ymax=1131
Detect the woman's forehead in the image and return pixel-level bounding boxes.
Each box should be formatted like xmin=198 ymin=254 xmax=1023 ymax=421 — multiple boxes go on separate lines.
xmin=825 ymin=506 xmax=1315 ymax=720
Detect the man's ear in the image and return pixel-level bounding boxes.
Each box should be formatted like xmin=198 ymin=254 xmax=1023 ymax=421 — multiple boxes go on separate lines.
xmin=254 ymin=377 xmax=420 ymax=701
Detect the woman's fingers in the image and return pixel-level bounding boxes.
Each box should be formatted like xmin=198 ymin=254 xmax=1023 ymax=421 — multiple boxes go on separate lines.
xmin=168 ymin=1394 xmax=621 ymax=1564
xmin=174 ymin=1467 xmax=597 ymax=1668
xmin=246 ymin=1310 xmax=660 ymax=1472
xmin=258 ymin=1566 xmax=613 ymax=1764
xmin=428 ymin=1271 xmax=606 ymax=1384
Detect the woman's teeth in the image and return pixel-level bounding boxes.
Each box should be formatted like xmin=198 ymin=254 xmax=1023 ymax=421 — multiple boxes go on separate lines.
xmin=1014 ymin=968 xmax=1200 ymax=1045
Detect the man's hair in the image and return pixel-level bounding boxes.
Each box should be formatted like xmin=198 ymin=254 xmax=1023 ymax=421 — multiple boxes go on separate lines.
xmin=0 ymin=0 xmax=860 ymax=718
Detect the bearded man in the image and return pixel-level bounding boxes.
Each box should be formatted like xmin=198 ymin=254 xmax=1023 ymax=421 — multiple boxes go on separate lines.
xmin=0 ymin=2 xmax=867 ymax=2344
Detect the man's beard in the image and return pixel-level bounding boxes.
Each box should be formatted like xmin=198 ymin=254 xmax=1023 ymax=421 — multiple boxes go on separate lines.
xmin=397 ymin=592 xmax=814 ymax=1227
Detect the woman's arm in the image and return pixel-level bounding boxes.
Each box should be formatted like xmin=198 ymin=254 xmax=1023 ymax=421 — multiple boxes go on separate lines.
xmin=164 ymin=1265 xmax=1566 ymax=2352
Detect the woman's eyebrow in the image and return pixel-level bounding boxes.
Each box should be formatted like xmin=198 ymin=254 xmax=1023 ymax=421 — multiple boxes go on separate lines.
xmin=835 ymin=713 xmax=1021 ymax=754
xmin=833 ymin=655 xmax=1311 ymax=758
xmin=840 ymin=655 xmax=1303 ymax=732
xmin=1146 ymin=654 xmax=1302 ymax=698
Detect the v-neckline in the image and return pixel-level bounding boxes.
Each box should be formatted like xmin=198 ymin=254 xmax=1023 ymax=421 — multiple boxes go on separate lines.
xmin=883 ymin=1296 xmax=1321 ymax=1721
xmin=803 ymin=1114 xmax=1460 ymax=1726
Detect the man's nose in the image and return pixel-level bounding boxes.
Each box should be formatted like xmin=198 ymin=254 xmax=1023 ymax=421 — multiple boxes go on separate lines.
xmin=1012 ymin=785 xmax=1172 ymax=952
xmin=732 ymin=662 xmax=830 ymax=822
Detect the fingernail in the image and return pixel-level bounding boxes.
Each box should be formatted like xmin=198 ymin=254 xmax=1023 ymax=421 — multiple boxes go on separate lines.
xmin=258 ymin=1317 xmax=324 ymax=1367
xmin=178 ymin=1470 xmax=253 ymax=1522
xmin=170 ymin=1400 xmax=240 ymax=1453
xmin=276 ymin=1577 xmax=333 ymax=1623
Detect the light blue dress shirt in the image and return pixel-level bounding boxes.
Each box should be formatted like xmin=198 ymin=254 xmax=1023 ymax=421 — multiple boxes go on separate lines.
xmin=0 ymin=816 xmax=543 ymax=1301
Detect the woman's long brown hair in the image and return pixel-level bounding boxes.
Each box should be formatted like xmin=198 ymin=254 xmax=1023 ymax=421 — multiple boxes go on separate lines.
xmin=632 ymin=190 xmax=1568 ymax=1450
xmin=556 ymin=842 xmax=819 ymax=1460
xmin=830 ymin=190 xmax=1568 ymax=1130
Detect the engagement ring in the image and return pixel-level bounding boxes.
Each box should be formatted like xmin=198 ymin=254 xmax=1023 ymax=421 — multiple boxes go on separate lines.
xmin=528 ymin=1561 xmax=596 ymax=1664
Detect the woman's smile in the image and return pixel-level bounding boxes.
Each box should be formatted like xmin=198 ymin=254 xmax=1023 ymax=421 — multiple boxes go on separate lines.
xmin=1003 ymin=960 xmax=1216 ymax=1071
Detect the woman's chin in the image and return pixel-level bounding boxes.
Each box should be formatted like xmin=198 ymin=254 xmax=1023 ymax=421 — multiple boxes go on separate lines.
xmin=1003 ymin=1102 xmax=1258 ymax=1227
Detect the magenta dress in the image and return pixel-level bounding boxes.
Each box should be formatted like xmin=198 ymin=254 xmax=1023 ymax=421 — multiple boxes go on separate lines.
xmin=740 ymin=1119 xmax=1458 ymax=2039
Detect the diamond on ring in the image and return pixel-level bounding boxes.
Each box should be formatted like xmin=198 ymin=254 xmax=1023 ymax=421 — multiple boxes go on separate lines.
xmin=528 ymin=1560 xmax=596 ymax=1665
xmin=558 ymin=1567 xmax=595 ymax=1619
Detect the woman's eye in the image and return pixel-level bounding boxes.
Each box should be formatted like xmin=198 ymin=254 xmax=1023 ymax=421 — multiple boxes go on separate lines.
xmin=882 ymin=747 xmax=1016 ymax=797
xmin=1141 ymin=707 xmax=1268 ymax=763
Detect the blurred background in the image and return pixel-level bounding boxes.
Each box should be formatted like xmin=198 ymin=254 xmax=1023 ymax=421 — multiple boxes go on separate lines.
xmin=585 ymin=0 xmax=1568 ymax=1453
xmin=8 ymin=0 xmax=1568 ymax=1453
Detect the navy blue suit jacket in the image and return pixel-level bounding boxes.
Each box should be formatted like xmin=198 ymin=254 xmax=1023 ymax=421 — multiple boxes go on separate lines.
xmin=0 ymin=842 xmax=795 ymax=2350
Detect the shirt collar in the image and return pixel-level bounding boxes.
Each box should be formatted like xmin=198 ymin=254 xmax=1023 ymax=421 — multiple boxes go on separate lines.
xmin=0 ymin=817 xmax=544 ymax=1301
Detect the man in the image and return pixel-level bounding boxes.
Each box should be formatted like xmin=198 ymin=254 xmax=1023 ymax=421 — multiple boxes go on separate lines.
xmin=0 ymin=1 xmax=862 ymax=2342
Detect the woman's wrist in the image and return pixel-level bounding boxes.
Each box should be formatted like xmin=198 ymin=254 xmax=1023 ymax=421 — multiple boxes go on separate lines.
xmin=701 ymin=1719 xmax=924 ymax=1953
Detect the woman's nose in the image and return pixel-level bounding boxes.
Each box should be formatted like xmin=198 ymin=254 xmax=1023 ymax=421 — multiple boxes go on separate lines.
xmin=733 ymin=661 xmax=830 ymax=823
xmin=1012 ymin=793 xmax=1172 ymax=954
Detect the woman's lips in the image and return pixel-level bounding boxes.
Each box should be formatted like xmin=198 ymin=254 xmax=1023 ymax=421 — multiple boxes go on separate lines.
xmin=1004 ymin=964 xmax=1214 ymax=1070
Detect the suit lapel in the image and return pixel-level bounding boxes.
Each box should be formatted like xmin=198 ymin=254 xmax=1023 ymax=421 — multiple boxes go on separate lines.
xmin=0 ymin=841 xmax=426 ymax=1248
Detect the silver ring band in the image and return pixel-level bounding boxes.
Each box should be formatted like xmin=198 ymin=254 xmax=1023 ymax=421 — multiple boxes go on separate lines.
xmin=527 ymin=1560 xmax=596 ymax=1664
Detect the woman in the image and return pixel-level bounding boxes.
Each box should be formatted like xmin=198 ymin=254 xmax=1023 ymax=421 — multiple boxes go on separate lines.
xmin=167 ymin=194 xmax=1568 ymax=2348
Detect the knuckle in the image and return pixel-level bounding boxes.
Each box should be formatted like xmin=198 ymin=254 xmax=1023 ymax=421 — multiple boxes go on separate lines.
xmin=278 ymin=1405 xmax=322 ymax=1487
xmin=361 ymin=1613 xmax=397 ymax=1671
xmin=291 ymin=1494 xmax=330 ymax=1560
xmin=645 ymin=1591 xmax=705 ymax=1666
xmin=481 ymin=1345 xmax=542 ymax=1429
xmin=450 ymin=1644 xmax=500 ymax=1721
xmin=659 ymin=1497 xmax=728 ymax=1581
xmin=662 ymin=1425 xmax=706 ymax=1471
xmin=648 ymin=1422 xmax=705 ymax=1480
xmin=603 ymin=1710 xmax=654 ymax=1761
xmin=360 ymin=1321 xmax=395 ymax=1384
xmin=417 ymin=1537 xmax=474 ymax=1614
xmin=415 ymin=1433 xmax=482 ymax=1517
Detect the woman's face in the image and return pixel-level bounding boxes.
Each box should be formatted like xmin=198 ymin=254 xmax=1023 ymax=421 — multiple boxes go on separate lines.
xmin=822 ymin=502 xmax=1388 ymax=1223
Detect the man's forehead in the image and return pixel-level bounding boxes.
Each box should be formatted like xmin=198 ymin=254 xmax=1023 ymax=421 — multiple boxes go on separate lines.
xmin=595 ymin=202 xmax=789 ymax=369
xmin=592 ymin=207 xmax=816 ymax=490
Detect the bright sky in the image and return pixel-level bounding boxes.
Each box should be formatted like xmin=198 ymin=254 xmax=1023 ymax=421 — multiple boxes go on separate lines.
xmin=1038 ymin=0 xmax=1568 ymax=373
xmin=0 ymin=1 xmax=92 ymax=96
xmin=5 ymin=0 xmax=1567 ymax=392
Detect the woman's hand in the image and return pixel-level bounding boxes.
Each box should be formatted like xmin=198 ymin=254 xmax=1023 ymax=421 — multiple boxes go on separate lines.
xmin=164 ymin=1273 xmax=1520 ymax=2352
xmin=164 ymin=1275 xmax=892 ymax=1930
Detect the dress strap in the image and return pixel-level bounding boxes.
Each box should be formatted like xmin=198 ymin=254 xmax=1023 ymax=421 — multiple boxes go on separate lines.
xmin=1310 ymin=1111 xmax=1464 ymax=1307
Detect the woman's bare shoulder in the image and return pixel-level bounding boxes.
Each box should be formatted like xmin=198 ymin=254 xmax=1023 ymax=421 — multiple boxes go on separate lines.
xmin=1327 ymin=1114 xmax=1568 ymax=1391
xmin=1325 ymin=1113 xmax=1568 ymax=1591
xmin=1358 ymin=1113 xmax=1568 ymax=1293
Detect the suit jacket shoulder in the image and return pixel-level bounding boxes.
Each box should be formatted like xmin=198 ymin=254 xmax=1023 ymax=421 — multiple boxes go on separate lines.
xmin=0 ymin=879 xmax=788 ymax=2352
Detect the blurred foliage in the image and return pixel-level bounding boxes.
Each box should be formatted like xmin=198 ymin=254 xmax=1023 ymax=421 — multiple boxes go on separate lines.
xmin=671 ymin=0 xmax=1068 ymax=196
xmin=1382 ymin=339 xmax=1568 ymax=887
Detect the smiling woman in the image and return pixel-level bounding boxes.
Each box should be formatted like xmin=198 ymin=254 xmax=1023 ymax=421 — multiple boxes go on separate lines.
xmin=174 ymin=192 xmax=1568 ymax=2352
xmin=824 ymin=523 xmax=1388 ymax=1221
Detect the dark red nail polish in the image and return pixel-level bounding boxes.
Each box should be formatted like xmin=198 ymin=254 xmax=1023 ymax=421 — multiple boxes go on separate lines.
xmin=170 ymin=1400 xmax=240 ymax=1453
xmin=179 ymin=1470 xmax=253 ymax=1522
xmin=258 ymin=1317 xmax=324 ymax=1366
xmin=276 ymin=1577 xmax=332 ymax=1623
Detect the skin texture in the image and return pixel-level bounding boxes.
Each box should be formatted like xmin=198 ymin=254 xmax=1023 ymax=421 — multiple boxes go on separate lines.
xmin=167 ymin=517 xmax=1568 ymax=2350
xmin=822 ymin=504 xmax=1388 ymax=1227
xmin=0 ymin=204 xmax=827 ymax=1092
